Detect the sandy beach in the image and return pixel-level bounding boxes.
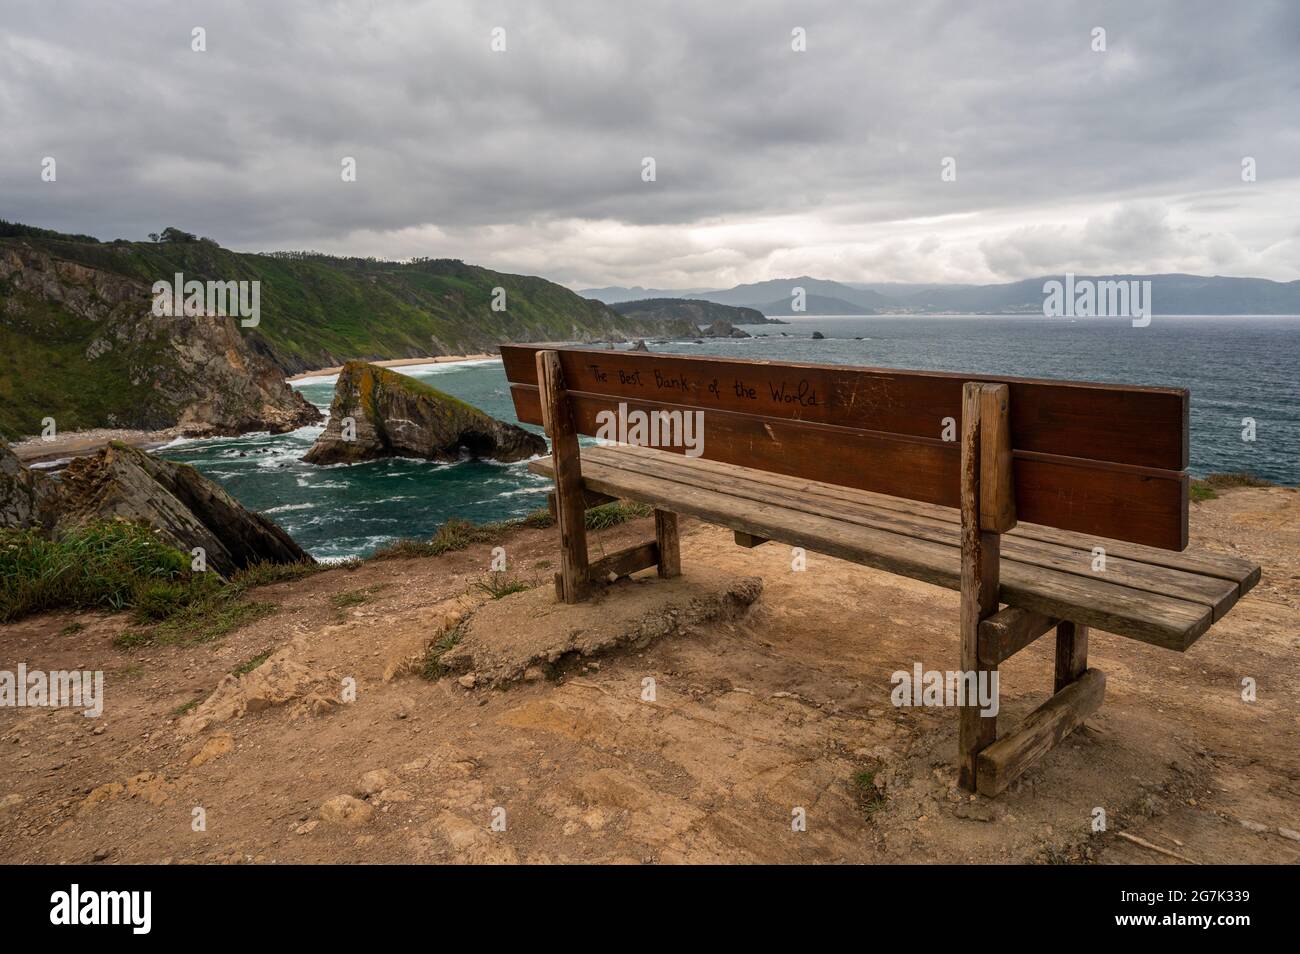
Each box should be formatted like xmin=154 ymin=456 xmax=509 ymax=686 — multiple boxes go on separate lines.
xmin=8 ymin=427 xmax=186 ymax=465
xmin=285 ymin=353 xmax=500 ymax=382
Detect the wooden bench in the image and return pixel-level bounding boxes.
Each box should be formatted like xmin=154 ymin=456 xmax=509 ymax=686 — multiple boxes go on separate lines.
xmin=501 ymin=344 xmax=1260 ymax=796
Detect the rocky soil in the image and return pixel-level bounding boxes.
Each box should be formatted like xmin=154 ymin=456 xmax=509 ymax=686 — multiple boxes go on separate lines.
xmin=0 ymin=486 xmax=1296 ymax=864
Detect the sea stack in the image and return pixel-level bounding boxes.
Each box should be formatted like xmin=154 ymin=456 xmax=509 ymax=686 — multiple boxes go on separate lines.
xmin=303 ymin=361 xmax=547 ymax=466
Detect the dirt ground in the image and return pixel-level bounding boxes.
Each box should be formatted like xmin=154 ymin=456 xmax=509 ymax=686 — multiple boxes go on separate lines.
xmin=1 ymin=487 xmax=1297 ymax=864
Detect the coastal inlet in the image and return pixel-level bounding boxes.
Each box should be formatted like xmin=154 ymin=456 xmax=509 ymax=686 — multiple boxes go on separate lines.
xmin=160 ymin=359 xmax=555 ymax=562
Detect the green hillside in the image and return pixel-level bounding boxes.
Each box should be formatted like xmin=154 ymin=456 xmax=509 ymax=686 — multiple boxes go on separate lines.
xmin=0 ymin=223 xmax=685 ymax=438
xmin=0 ymin=224 xmax=673 ymax=374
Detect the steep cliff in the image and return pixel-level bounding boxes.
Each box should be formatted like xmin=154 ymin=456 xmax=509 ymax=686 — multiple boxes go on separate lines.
xmin=1 ymin=439 xmax=61 ymax=529
xmin=0 ymin=242 xmax=321 ymax=440
xmin=303 ymin=361 xmax=547 ymax=466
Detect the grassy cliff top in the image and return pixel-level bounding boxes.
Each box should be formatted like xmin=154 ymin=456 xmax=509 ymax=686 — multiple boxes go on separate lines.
xmin=0 ymin=223 xmax=669 ymax=376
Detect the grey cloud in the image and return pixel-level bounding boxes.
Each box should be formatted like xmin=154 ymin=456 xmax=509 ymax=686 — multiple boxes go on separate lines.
xmin=0 ymin=0 xmax=1296 ymax=285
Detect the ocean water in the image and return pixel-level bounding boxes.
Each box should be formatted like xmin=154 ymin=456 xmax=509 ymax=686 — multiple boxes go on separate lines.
xmin=161 ymin=316 xmax=1300 ymax=560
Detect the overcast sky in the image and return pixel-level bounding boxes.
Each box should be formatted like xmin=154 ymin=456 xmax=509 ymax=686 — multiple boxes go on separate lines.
xmin=2 ymin=0 xmax=1297 ymax=289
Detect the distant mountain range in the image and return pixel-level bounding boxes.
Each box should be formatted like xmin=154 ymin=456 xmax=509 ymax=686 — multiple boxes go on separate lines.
xmin=583 ymin=274 xmax=1300 ymax=316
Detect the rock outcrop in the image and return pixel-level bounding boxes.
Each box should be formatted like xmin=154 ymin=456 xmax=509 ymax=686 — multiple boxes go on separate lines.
xmin=303 ymin=361 xmax=547 ymax=466
xmin=1 ymin=440 xmax=61 ymax=529
xmin=55 ymin=443 xmax=310 ymax=577
xmin=1 ymin=440 xmax=310 ymax=578
xmin=0 ymin=243 xmax=321 ymax=439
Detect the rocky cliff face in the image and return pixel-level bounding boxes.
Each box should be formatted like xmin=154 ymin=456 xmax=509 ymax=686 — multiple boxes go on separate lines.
xmin=1 ymin=439 xmax=61 ymax=529
xmin=303 ymin=361 xmax=547 ymax=466
xmin=1 ymin=439 xmax=310 ymax=578
xmin=0 ymin=243 xmax=321 ymax=439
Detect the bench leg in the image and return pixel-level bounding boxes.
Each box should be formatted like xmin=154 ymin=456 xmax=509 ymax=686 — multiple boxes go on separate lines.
xmin=655 ymin=510 xmax=681 ymax=578
xmin=959 ymin=533 xmax=1000 ymax=790
xmin=957 ymin=382 xmax=1008 ymax=791
xmin=1054 ymin=621 xmax=1088 ymax=693
xmin=537 ymin=349 xmax=590 ymax=603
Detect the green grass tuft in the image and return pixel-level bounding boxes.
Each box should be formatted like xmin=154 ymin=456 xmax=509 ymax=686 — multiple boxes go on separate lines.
xmin=232 ymin=650 xmax=273 ymax=676
xmin=114 ymin=595 xmax=274 ymax=649
xmin=421 ymin=620 xmax=467 ymax=680
xmin=231 ymin=560 xmax=325 ymax=588
xmin=1191 ymin=471 xmax=1274 ymax=503
xmin=170 ymin=699 xmax=201 ymax=717
xmin=852 ymin=768 xmax=887 ymax=816
xmin=0 ymin=520 xmax=189 ymax=623
xmin=584 ymin=500 xmax=653 ymax=530
xmin=474 ymin=572 xmax=532 ymax=600
xmin=369 ymin=502 xmax=652 ymax=562
xmin=521 ymin=508 xmax=556 ymax=529
xmin=329 ymin=586 xmax=382 ymax=609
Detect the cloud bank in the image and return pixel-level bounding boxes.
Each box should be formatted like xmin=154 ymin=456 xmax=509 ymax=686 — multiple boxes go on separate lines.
xmin=2 ymin=0 xmax=1297 ymax=287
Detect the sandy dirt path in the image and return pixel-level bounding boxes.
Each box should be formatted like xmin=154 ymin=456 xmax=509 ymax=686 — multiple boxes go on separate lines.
xmin=1 ymin=487 xmax=1296 ymax=864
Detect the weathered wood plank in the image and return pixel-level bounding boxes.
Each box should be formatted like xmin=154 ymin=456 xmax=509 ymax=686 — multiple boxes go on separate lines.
xmin=587 ymin=446 xmax=1237 ymax=620
xmin=1055 ymin=621 xmax=1089 ymax=693
xmin=510 ymin=385 xmax=1187 ymax=550
xmin=734 ymin=530 xmax=770 ymax=548
xmin=598 ymin=443 xmax=1254 ymax=589
xmin=589 ymin=541 xmax=660 ymax=582
xmin=527 ymin=454 xmax=1214 ymax=648
xmin=536 ymin=350 xmax=589 ymax=603
xmin=979 ymin=384 xmax=1016 ymax=533
xmin=958 ymin=382 xmax=1001 ymax=791
xmin=501 ymin=344 xmax=1189 ymax=470
xmin=976 ymin=668 xmax=1106 ymax=796
xmin=978 ymin=607 xmax=1058 ymax=666
xmin=655 ymin=510 xmax=681 ymax=578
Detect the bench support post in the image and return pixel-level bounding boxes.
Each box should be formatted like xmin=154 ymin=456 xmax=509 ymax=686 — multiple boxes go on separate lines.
xmin=655 ymin=510 xmax=681 ymax=578
xmin=537 ymin=349 xmax=590 ymax=603
xmin=958 ymin=382 xmax=1013 ymax=791
xmin=1054 ymin=621 xmax=1089 ymax=693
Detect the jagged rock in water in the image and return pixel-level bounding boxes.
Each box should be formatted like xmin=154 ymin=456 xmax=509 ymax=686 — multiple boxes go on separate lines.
xmin=701 ymin=319 xmax=751 ymax=339
xmin=1 ymin=440 xmax=61 ymax=529
xmin=303 ymin=361 xmax=547 ymax=466
xmin=50 ymin=442 xmax=310 ymax=578
xmin=630 ymin=339 xmax=650 ymax=352
xmin=811 ymin=331 xmax=825 ymax=340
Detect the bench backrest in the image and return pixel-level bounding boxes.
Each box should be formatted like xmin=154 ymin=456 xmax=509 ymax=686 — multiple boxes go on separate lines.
xmin=501 ymin=344 xmax=1189 ymax=550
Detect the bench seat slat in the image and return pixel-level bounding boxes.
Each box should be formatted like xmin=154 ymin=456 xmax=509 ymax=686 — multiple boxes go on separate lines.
xmin=529 ymin=451 xmax=1218 ymax=650
xmin=594 ymin=445 xmax=1241 ymax=620
xmin=600 ymin=443 xmax=1258 ymax=591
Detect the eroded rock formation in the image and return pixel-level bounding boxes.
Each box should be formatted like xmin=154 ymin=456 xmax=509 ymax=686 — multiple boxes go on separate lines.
xmin=303 ymin=361 xmax=546 ymax=466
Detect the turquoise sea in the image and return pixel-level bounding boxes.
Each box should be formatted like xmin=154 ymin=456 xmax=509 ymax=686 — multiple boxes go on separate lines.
xmin=161 ymin=316 xmax=1300 ymax=561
